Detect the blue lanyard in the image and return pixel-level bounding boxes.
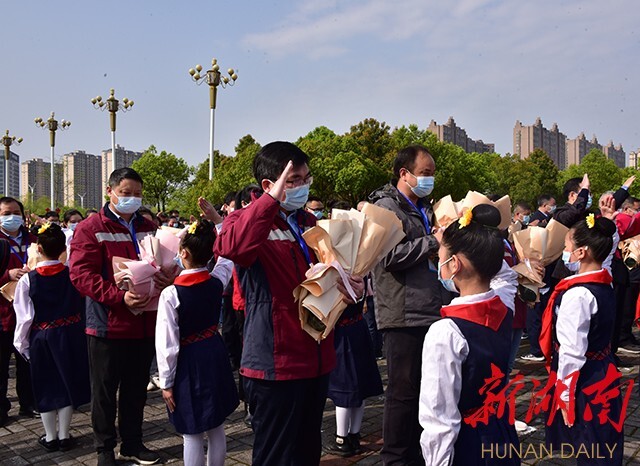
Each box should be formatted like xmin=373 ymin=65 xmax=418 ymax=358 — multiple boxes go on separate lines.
xmin=2 ymin=232 xmax=28 ymax=266
xmin=287 ymin=214 xmax=312 ymax=265
xmin=399 ymin=192 xmax=431 ymax=234
xmin=130 ymin=221 xmax=140 ymax=255
xmin=503 ymin=238 xmax=513 ymax=255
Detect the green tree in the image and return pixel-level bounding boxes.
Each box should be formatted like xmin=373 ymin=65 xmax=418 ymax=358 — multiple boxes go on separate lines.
xmin=559 ymin=149 xmax=621 ymax=200
xmin=132 ymin=145 xmax=191 ymax=212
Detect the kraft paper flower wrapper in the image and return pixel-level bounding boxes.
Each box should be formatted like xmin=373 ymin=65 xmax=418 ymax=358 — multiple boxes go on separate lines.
xmin=511 ymin=219 xmax=569 ymax=292
xmin=619 ymin=234 xmax=640 ymax=270
xmin=433 ymin=195 xmax=462 ymax=228
xmin=462 ymin=191 xmax=512 ymax=231
xmin=1 ymin=245 xmax=63 ymax=302
xmin=0 ymin=281 xmax=17 ymax=302
xmin=294 ymin=203 xmax=405 ymax=341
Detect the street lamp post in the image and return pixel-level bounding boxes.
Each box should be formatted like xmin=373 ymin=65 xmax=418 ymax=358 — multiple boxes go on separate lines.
xmin=77 ymin=193 xmax=86 ymax=209
xmin=28 ymin=184 xmax=35 ymax=206
xmin=188 ymin=58 xmax=238 ymax=180
xmin=35 ymin=112 xmax=71 ymax=211
xmin=1 ymin=130 xmax=23 ymax=196
xmin=91 ymin=89 xmax=134 ymax=174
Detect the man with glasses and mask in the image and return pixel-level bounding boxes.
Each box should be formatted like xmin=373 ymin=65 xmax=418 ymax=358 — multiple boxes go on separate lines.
xmin=215 ymin=141 xmax=364 ymax=466
xmin=369 ymin=145 xmax=447 ymax=466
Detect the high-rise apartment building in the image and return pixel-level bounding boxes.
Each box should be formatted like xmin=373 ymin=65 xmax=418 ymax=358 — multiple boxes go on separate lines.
xmin=62 ymin=150 xmax=103 ymax=209
xmin=513 ymin=118 xmax=567 ymax=170
xmin=1 ymin=149 xmax=21 ymax=198
xmin=603 ymin=141 xmax=625 ymax=169
xmin=630 ymin=150 xmax=639 ymax=169
xmin=101 ymin=145 xmax=143 ymax=189
xmin=566 ymin=133 xmax=602 ymax=166
xmin=20 ymin=158 xmax=64 ymax=206
xmin=427 ymin=117 xmax=495 ymax=154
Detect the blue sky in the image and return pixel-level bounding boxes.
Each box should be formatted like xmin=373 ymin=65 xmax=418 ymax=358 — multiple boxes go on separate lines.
xmin=2 ymin=0 xmax=639 ymax=169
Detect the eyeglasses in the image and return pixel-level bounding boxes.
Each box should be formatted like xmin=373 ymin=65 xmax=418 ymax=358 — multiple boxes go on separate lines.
xmin=285 ymin=175 xmax=313 ymax=189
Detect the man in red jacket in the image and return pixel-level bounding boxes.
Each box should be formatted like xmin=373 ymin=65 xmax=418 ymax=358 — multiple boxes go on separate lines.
xmin=215 ymin=141 xmax=364 ymax=465
xmin=69 ymin=168 xmax=172 ymax=466
xmin=0 ymin=197 xmax=37 ymax=426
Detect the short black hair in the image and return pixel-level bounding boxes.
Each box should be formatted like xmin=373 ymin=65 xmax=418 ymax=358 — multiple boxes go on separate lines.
xmin=563 ymin=178 xmax=582 ymax=199
xmin=442 ymin=204 xmax=504 ymax=281
xmin=252 ymin=141 xmax=309 ymax=183
xmin=108 ymin=167 xmax=143 ymax=188
xmin=514 ymin=202 xmax=531 ymax=214
xmin=235 ymin=184 xmax=261 ymax=208
xmin=180 ymin=219 xmax=215 ymax=267
xmin=0 ymin=197 xmax=25 ymax=219
xmin=86 ymin=209 xmax=98 ymax=215
xmin=392 ymin=145 xmax=433 ymax=180
xmin=329 ymin=200 xmax=352 ymax=211
xmin=223 ymin=192 xmax=237 ymax=206
xmin=138 ymin=206 xmax=154 ymax=218
xmin=37 ymin=223 xmax=66 ymax=259
xmin=63 ymin=209 xmax=83 ymax=223
xmin=43 ymin=211 xmax=59 ymax=219
xmin=537 ymin=194 xmax=554 ymax=207
xmin=571 ymin=216 xmax=616 ymax=263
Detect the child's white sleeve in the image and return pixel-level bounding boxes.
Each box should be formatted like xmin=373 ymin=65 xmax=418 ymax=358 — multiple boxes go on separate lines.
xmin=155 ymin=285 xmax=180 ymax=389
xmin=556 ymin=286 xmax=596 ymax=402
xmin=13 ymin=273 xmax=34 ymax=360
xmin=419 ymin=318 xmax=468 ymax=465
xmin=490 ymin=260 xmax=518 ymax=313
xmin=211 ymin=256 xmax=234 ymax=288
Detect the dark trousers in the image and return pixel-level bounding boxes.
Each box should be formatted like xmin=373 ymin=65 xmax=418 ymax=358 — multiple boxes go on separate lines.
xmin=526 ymin=291 xmax=552 ymax=357
xmin=617 ymin=282 xmax=640 ymax=346
xmin=364 ymin=297 xmax=382 ymax=357
xmin=381 ymin=327 xmax=428 ymax=466
xmin=0 ymin=331 xmax=34 ymax=414
xmin=221 ymin=297 xmax=243 ymax=369
xmin=87 ymin=335 xmax=155 ymax=453
xmin=245 ymin=374 xmax=329 ymax=466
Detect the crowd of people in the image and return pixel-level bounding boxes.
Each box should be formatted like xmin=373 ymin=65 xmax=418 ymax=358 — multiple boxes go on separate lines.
xmin=0 ymin=141 xmax=636 ymax=466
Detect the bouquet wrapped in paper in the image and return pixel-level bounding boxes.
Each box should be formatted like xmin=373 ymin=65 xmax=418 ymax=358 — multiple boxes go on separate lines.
xmin=462 ymin=191 xmax=512 ymax=231
xmin=0 ymin=243 xmax=59 ymax=302
xmin=511 ymin=219 xmax=569 ymax=300
xmin=433 ymin=195 xmax=464 ymax=228
xmin=293 ymin=203 xmax=405 ymax=341
xmin=619 ymin=234 xmax=640 ymax=270
xmin=112 ymin=229 xmax=182 ymax=314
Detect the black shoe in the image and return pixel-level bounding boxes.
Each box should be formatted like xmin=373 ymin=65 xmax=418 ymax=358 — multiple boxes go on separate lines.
xmin=324 ymin=435 xmax=355 ymax=457
xmin=97 ymin=450 xmax=118 ymax=466
xmin=348 ymin=432 xmax=362 ymax=454
xmin=243 ymin=403 xmax=253 ymax=429
xmin=19 ymin=407 xmax=40 ymax=418
xmin=38 ymin=435 xmax=59 ymax=452
xmin=617 ymin=342 xmax=640 ymax=355
xmin=119 ymin=444 xmax=160 ymax=465
xmin=59 ymin=435 xmax=76 ymax=452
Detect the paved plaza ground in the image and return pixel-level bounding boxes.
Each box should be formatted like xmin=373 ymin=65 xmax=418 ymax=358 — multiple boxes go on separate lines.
xmin=1 ymin=336 xmax=639 ymax=466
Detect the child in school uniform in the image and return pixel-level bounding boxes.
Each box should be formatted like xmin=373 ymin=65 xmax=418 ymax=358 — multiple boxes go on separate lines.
xmin=419 ymin=204 xmax=520 ymax=465
xmin=13 ymin=222 xmax=90 ymax=452
xmin=325 ymin=298 xmax=384 ymax=457
xmin=155 ymin=220 xmax=239 ymax=466
xmin=539 ymin=214 xmax=623 ymax=465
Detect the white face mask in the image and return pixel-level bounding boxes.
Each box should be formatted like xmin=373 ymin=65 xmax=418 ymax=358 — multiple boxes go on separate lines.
xmin=113 ymin=195 xmax=142 ymax=214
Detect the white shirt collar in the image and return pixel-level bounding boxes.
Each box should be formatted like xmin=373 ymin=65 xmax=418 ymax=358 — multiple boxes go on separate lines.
xmin=448 ymin=289 xmax=496 ymax=306
xmin=35 ymin=260 xmax=61 ymax=268
xmin=178 ymin=267 xmax=208 ymax=276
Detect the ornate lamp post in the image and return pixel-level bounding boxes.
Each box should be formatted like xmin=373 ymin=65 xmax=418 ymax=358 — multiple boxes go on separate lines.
xmin=91 ymin=88 xmax=134 ymax=174
xmin=1 ymin=130 xmax=22 ymax=196
xmin=188 ymin=58 xmax=238 ymax=180
xmin=35 ymin=112 xmax=71 ymax=210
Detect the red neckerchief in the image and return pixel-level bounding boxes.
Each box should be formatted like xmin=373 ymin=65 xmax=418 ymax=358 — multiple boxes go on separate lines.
xmin=539 ymin=269 xmax=612 ymax=370
xmin=173 ymin=270 xmax=211 ymax=287
xmin=35 ymin=263 xmax=66 ymax=276
xmin=441 ymin=295 xmax=507 ymax=331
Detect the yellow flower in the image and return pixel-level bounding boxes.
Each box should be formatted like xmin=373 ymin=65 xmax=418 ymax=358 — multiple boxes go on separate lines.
xmin=38 ymin=222 xmax=51 ymax=235
xmin=187 ymin=221 xmax=198 ymax=235
xmin=458 ymin=209 xmax=473 ymax=228
xmin=586 ymin=213 xmax=595 ymax=229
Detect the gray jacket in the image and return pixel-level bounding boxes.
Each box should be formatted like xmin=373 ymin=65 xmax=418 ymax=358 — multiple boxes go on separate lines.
xmin=369 ymin=183 xmax=450 ymax=330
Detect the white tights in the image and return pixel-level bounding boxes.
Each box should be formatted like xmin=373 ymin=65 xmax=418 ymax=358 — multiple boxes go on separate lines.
xmin=335 ymin=402 xmax=365 ymax=437
xmin=183 ymin=424 xmax=226 ymax=466
xmin=40 ymin=405 xmax=73 ymax=441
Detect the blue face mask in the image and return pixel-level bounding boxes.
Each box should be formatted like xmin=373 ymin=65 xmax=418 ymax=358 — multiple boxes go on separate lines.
xmin=280 ymin=184 xmax=310 ymax=212
xmin=438 ymin=256 xmax=459 ymax=293
xmin=68 ymin=222 xmax=78 ymax=232
xmin=585 ymin=194 xmax=593 ymax=210
xmin=522 ymin=215 xmax=531 ymax=225
xmin=114 ymin=195 xmax=142 ymax=215
xmin=406 ymin=172 xmax=435 ymax=198
xmin=0 ymin=214 xmax=24 ymax=233
xmin=312 ymin=210 xmax=324 ymax=220
xmin=562 ymin=250 xmax=581 ymax=273
xmin=173 ymin=254 xmax=185 ymax=270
